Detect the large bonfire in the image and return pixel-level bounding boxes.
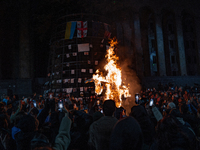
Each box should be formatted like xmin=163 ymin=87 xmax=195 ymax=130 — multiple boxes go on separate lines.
xmin=92 ymin=39 xmax=131 ymax=107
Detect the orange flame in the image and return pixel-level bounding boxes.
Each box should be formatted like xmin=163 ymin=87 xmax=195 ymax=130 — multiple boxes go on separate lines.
xmin=92 ymin=39 xmax=131 ymax=107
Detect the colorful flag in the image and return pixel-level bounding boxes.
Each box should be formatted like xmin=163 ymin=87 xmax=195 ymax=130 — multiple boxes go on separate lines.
xmin=65 ymin=22 xmax=76 ymax=39
xmin=77 ymin=21 xmax=87 ymax=38
xmin=104 ymin=23 xmax=111 ymax=39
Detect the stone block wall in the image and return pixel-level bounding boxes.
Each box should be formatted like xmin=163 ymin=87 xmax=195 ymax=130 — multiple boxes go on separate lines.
xmin=142 ymin=76 xmax=200 ymax=88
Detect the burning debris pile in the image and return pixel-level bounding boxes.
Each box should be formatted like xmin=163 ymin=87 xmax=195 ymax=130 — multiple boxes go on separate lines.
xmin=93 ymin=39 xmax=131 ymax=107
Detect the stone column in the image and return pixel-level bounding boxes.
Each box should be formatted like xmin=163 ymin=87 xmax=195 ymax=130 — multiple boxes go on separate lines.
xmin=19 ymin=0 xmax=31 ymax=78
xmin=195 ymin=17 xmax=200 ymax=75
xmin=155 ymin=13 xmax=166 ymax=76
xmin=175 ymin=13 xmax=187 ymax=76
xmin=123 ymin=22 xmax=132 ymax=55
xmin=133 ymin=13 xmax=144 ymax=77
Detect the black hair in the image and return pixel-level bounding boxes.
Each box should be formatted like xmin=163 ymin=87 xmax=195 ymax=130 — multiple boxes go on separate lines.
xmin=30 ymin=108 xmax=39 ymax=116
xmin=31 ymin=133 xmax=51 ymax=150
xmin=169 ymin=108 xmax=182 ymax=118
xmin=14 ymin=111 xmax=27 ymax=127
xmin=155 ymin=115 xmax=191 ymax=150
xmin=110 ymin=116 xmax=143 ymax=150
xmin=180 ymin=103 xmax=189 ymax=114
xmin=18 ymin=115 xmax=36 ymax=132
xmin=130 ymin=105 xmax=155 ymax=145
xmin=6 ymin=108 xmax=12 ymax=116
xmin=103 ymin=99 xmax=116 ymax=116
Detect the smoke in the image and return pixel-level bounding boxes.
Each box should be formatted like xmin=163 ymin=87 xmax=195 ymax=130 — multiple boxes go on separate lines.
xmin=94 ymin=41 xmax=142 ymax=115
xmin=119 ymin=46 xmax=142 ymax=116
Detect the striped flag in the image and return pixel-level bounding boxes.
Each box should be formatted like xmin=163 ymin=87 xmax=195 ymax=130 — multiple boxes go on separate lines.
xmin=65 ymin=22 xmax=76 ymax=39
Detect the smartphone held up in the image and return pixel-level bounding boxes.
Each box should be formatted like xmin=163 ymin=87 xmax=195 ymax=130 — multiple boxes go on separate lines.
xmin=149 ymin=99 xmax=154 ymax=106
xmin=58 ymin=99 xmax=64 ymax=111
xmin=135 ymin=94 xmax=140 ymax=104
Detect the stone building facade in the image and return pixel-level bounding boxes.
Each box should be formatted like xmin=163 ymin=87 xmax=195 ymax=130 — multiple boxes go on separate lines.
xmin=46 ymin=0 xmax=200 ymax=93
xmin=109 ymin=0 xmax=200 ymax=87
xmin=1 ymin=0 xmax=200 ymax=97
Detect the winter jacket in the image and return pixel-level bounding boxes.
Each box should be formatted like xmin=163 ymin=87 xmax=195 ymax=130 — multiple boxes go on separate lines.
xmin=68 ymin=110 xmax=93 ymax=150
xmin=88 ymin=116 xmax=118 ymax=150
xmin=130 ymin=105 xmax=155 ymax=146
xmin=53 ymin=115 xmax=71 ymax=150
xmin=110 ymin=116 xmax=143 ymax=150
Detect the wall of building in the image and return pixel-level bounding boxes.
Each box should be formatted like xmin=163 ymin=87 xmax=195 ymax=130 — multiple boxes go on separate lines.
xmin=112 ymin=0 xmax=200 ymax=80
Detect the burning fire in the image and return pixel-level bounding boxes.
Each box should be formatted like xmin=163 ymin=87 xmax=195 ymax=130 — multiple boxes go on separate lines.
xmin=92 ymin=39 xmax=131 ymax=107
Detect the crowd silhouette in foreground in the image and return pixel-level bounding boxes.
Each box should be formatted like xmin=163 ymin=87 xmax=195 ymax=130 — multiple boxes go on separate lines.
xmin=1 ymin=82 xmax=200 ymax=150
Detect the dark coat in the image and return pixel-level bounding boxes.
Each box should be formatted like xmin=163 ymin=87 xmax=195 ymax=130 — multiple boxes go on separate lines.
xmin=110 ymin=116 xmax=143 ymax=150
xmin=130 ymin=105 xmax=155 ymax=145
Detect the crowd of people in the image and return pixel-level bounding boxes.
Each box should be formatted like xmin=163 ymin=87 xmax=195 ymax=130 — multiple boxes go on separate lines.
xmin=0 ymin=83 xmax=200 ymax=150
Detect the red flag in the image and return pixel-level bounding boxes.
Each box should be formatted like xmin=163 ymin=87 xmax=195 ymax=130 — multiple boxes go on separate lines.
xmin=77 ymin=21 xmax=87 ymax=38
